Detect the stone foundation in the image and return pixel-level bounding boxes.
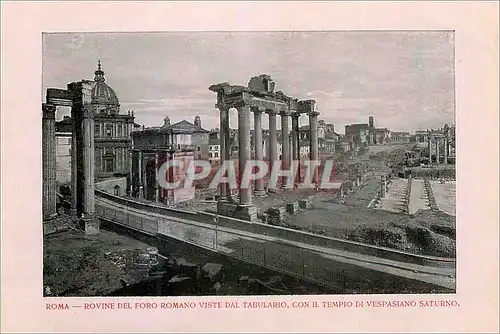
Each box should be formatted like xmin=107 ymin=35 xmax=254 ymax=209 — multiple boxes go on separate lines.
xmin=299 ymin=199 xmax=311 ymax=209
xmin=286 ymin=202 xmax=299 ymax=214
xmin=82 ymin=215 xmax=100 ymax=235
xmin=217 ymin=201 xmax=258 ymax=221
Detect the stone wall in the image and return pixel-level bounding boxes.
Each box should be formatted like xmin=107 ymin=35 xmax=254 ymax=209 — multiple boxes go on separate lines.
xmin=95 ymin=191 xmax=455 ymax=267
xmin=95 ymin=177 xmax=128 ymax=196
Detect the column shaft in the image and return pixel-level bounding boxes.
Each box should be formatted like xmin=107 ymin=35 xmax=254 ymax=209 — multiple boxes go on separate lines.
xmin=81 ymin=113 xmax=95 ymax=216
xmin=155 ymin=151 xmax=160 ymax=202
xmin=428 ymin=136 xmax=432 ymax=162
xmin=435 ymin=139 xmax=440 ymax=164
xmin=281 ymin=112 xmax=291 ymax=170
xmin=238 ymin=105 xmax=252 ymax=206
xmin=291 ymin=113 xmax=299 ymax=161
xmin=219 ymin=108 xmax=228 ymax=200
xmin=70 ymin=110 xmax=80 ymax=216
xmin=268 ymin=111 xmax=278 ymax=190
xmin=129 ymin=150 xmax=133 ymax=195
xmin=138 ymin=151 xmax=144 ymax=198
xmin=253 ymin=108 xmax=265 ymax=195
xmin=443 ymin=137 xmax=448 ymax=164
xmin=309 ymin=112 xmax=319 ymax=183
xmin=42 ymin=104 xmax=57 ymax=220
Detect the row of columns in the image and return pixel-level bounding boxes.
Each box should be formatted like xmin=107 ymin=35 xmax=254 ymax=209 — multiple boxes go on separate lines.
xmin=131 ymin=149 xmax=165 ymax=203
xmin=42 ymin=82 xmax=97 ymax=230
xmin=218 ymin=106 xmax=319 ymax=207
xmin=428 ymin=136 xmax=449 ymax=164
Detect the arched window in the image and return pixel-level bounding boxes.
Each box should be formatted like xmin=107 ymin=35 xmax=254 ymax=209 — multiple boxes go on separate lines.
xmin=106 ymin=124 xmax=113 ymax=137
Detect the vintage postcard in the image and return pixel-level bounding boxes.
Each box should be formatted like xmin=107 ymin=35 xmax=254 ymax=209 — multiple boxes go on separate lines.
xmin=1 ymin=1 xmax=498 ymax=333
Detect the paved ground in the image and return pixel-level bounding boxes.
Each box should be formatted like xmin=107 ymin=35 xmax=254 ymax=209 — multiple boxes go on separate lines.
xmin=430 ymin=180 xmax=456 ymax=216
xmin=409 ymin=179 xmax=430 ymax=214
xmin=375 ymin=178 xmax=408 ymax=213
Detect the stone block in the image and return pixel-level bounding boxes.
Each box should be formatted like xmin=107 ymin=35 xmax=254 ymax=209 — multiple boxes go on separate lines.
xmin=217 ymin=201 xmax=258 ymax=221
xmin=299 ymin=199 xmax=310 ymax=209
xmin=286 ymin=202 xmax=299 ymax=214
xmin=83 ymin=216 xmax=100 ymax=235
xmin=266 ymin=206 xmax=285 ymax=218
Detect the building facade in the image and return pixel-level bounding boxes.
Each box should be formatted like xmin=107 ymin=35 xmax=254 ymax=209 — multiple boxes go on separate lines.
xmin=54 ymin=61 xmax=134 ymax=183
xmin=92 ymin=61 xmax=135 ymax=180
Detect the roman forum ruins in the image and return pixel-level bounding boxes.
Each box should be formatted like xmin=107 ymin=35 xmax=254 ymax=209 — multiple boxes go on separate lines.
xmin=42 ymin=81 xmax=99 ymax=234
xmin=209 ymin=74 xmax=320 ymax=221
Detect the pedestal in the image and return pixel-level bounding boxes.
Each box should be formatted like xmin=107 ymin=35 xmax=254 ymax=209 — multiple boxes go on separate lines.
xmin=217 ymin=201 xmax=258 ymax=221
xmin=82 ymin=214 xmax=100 ymax=235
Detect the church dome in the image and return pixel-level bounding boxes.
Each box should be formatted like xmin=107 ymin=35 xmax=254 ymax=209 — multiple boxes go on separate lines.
xmin=92 ymin=60 xmax=119 ymax=106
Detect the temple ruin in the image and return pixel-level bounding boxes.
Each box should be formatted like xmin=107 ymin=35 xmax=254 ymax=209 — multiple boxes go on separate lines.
xmin=209 ymin=74 xmax=320 ymax=221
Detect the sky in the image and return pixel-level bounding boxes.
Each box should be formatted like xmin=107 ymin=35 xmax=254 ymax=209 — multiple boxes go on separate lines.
xmin=42 ymin=31 xmax=455 ymax=134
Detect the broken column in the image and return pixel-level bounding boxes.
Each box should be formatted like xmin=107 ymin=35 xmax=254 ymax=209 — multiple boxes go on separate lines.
xmin=42 ymin=103 xmax=57 ymax=220
xmin=252 ymin=107 xmax=266 ymax=196
xmin=380 ymin=175 xmax=387 ymax=198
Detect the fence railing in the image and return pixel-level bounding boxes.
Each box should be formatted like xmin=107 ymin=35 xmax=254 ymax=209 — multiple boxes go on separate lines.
xmin=95 ymin=198 xmax=455 ymax=291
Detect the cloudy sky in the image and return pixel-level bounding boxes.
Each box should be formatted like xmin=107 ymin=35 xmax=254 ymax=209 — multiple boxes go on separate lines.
xmin=43 ymin=31 xmax=455 ymax=133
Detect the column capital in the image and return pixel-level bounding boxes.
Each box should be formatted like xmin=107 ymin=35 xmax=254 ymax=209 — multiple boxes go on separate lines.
xmin=280 ymin=110 xmax=291 ymax=117
xmin=308 ymin=111 xmax=320 ymax=118
xmin=216 ymin=104 xmax=229 ymax=111
xmin=42 ymin=103 xmax=56 ymax=119
xmin=291 ymin=112 xmax=301 ymax=119
xmin=265 ymin=109 xmax=278 ymax=116
xmin=250 ymin=106 xmax=266 ymax=114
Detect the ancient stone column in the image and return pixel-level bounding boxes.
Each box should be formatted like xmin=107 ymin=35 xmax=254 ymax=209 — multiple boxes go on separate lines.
xmin=267 ymin=110 xmax=278 ymax=190
xmin=154 ymin=151 xmax=160 ymax=202
xmin=309 ymin=111 xmax=320 ymax=183
xmin=129 ymin=150 xmax=133 ymax=195
xmin=70 ymin=110 xmax=79 ymax=217
xmin=42 ymin=104 xmax=57 ymax=220
xmin=281 ymin=111 xmax=291 ymax=171
xmin=238 ymin=105 xmax=252 ymax=206
xmin=68 ymin=80 xmax=98 ymax=234
xmin=252 ymin=107 xmax=266 ymax=196
xmin=291 ymin=112 xmax=299 ymax=161
xmin=81 ymin=105 xmax=95 ymax=218
xmin=428 ymin=136 xmax=432 ymax=163
xmin=380 ymin=175 xmax=387 ymax=198
xmin=443 ymin=137 xmax=448 ymax=164
xmin=138 ymin=150 xmax=144 ymax=199
xmin=435 ymin=138 xmax=440 ymax=164
xmin=219 ymin=108 xmax=228 ymax=200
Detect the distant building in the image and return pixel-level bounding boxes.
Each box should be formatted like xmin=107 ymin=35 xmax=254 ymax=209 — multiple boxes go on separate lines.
xmin=132 ymin=116 xmax=209 ymax=154
xmin=208 ymin=131 xmax=221 ymax=162
xmin=374 ymin=128 xmax=391 ymax=144
xmin=345 ymin=123 xmax=370 ymax=147
xmin=391 ymin=131 xmax=410 ymax=142
xmin=130 ymin=116 xmax=209 ymax=204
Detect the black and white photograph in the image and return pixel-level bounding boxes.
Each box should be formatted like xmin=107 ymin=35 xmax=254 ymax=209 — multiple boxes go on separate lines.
xmin=41 ymin=31 xmax=458 ymax=297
